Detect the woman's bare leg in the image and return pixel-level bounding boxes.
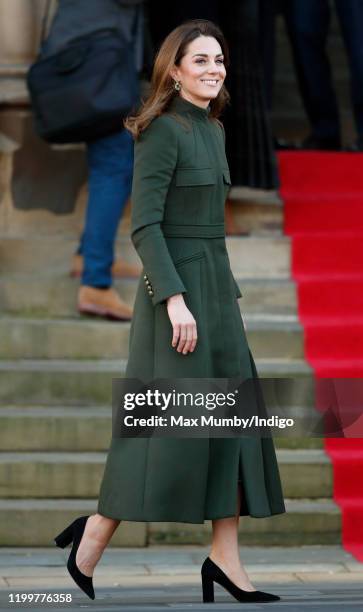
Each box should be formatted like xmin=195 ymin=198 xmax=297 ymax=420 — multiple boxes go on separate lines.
xmin=75 ymin=513 xmax=120 ymax=577
xmin=209 ymin=483 xmax=256 ymax=591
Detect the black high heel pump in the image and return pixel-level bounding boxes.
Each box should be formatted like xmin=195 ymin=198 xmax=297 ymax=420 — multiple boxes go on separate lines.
xmin=201 ymin=557 xmax=280 ymax=603
xmin=54 ymin=515 xmax=95 ymax=600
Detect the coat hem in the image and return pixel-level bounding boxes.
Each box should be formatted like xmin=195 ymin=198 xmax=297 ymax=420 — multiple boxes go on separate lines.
xmin=96 ymin=506 xmax=287 ymax=524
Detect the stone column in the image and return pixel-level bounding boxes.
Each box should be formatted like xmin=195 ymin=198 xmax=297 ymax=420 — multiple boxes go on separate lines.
xmin=0 ymin=0 xmax=51 ymax=66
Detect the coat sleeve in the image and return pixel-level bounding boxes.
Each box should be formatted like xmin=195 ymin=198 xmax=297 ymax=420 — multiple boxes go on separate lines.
xmin=130 ymin=115 xmax=187 ymax=306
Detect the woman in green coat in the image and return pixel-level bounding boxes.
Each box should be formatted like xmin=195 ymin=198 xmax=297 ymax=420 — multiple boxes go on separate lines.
xmin=54 ymin=19 xmax=285 ymax=604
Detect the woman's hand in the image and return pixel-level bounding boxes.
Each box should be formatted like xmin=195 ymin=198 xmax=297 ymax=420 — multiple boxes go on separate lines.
xmin=166 ymin=294 xmax=198 ymax=355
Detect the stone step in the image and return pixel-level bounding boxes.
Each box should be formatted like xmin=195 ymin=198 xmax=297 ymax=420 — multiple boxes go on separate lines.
xmin=0 ymin=406 xmax=324 ymax=452
xmin=278 ymin=449 xmax=332 ymax=497
xmin=227 ymin=196 xmax=283 ymax=235
xmin=0 ymin=316 xmax=131 ymax=360
xmin=149 ymin=498 xmax=341 ymax=546
xmin=0 ymin=450 xmax=332 ymax=500
xmin=245 ymin=315 xmax=304 ymax=359
xmin=234 ymin=280 xmax=297 ymax=315
xmin=0 ymin=358 xmax=313 ymax=406
xmin=0 ymin=314 xmax=304 ymax=360
xmin=0 ymin=498 xmax=341 ymax=546
xmin=0 ymin=236 xmax=137 ymax=275
xmin=0 ymin=499 xmax=146 ymax=547
xmin=0 ymin=275 xmax=298 ymax=317
xmin=227 ymin=236 xmax=291 ymax=278
xmin=0 ymin=77 xmax=28 ymax=105
xmin=0 ymin=235 xmax=291 ymax=278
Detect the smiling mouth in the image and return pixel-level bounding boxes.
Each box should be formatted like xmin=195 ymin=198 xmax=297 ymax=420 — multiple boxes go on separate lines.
xmin=200 ymin=79 xmax=220 ymax=86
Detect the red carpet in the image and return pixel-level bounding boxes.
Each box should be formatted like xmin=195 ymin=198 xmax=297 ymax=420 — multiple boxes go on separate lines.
xmin=278 ymin=151 xmax=363 ymax=562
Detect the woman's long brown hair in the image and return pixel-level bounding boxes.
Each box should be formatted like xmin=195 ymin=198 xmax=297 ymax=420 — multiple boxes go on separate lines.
xmin=124 ymin=19 xmax=230 ymax=139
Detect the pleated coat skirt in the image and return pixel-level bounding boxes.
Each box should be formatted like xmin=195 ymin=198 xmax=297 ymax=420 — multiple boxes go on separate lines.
xmin=97 ymin=95 xmax=286 ymax=523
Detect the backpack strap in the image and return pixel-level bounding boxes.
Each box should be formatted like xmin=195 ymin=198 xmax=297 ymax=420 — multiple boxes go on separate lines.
xmin=39 ymin=0 xmax=53 ymax=47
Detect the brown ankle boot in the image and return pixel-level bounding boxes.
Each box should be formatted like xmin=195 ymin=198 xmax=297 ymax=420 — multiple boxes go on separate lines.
xmin=70 ymin=255 xmax=141 ymax=279
xmin=78 ymin=286 xmax=133 ymax=321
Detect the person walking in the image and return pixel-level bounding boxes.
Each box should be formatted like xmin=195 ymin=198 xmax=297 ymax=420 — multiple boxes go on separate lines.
xmin=41 ymin=0 xmax=146 ymax=320
xmin=54 ymin=20 xmax=286 ymax=603
xmin=148 ymin=1 xmax=280 ymax=235
xmin=283 ymin=0 xmax=363 ymax=151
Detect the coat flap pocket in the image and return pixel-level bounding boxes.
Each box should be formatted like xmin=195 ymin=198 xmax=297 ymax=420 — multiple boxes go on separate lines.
xmin=175 ymin=168 xmax=216 ymax=186
xmin=223 ymin=168 xmax=231 ymax=185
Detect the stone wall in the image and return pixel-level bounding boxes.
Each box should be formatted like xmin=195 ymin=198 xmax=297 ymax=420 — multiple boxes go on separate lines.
xmin=0 ymin=0 xmax=52 ymax=66
xmin=0 ymin=1 xmax=92 ymax=238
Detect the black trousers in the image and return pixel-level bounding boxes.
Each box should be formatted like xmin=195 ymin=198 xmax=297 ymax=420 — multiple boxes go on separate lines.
xmin=283 ymin=0 xmax=363 ymax=143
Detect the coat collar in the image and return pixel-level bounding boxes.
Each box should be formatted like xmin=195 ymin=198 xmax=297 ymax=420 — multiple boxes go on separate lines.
xmin=168 ymin=95 xmax=211 ymax=121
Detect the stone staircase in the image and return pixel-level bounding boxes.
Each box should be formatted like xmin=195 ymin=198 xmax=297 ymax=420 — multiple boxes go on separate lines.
xmin=0 ymin=192 xmax=341 ymax=547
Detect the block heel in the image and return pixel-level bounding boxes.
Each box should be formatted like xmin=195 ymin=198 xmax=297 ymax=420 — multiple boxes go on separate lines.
xmin=202 ymin=574 xmax=215 ymax=603
xmin=53 ymin=515 xmax=95 ymax=600
xmin=201 ymin=557 xmax=280 ymax=603
xmin=54 ymin=522 xmax=76 ymax=549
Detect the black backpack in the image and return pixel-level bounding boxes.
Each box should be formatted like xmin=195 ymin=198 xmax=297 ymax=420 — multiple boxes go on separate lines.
xmin=27 ymin=3 xmax=140 ymax=143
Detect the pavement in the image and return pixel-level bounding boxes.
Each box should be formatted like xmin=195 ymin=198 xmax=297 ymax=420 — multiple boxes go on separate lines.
xmin=0 ymin=545 xmax=362 ymax=610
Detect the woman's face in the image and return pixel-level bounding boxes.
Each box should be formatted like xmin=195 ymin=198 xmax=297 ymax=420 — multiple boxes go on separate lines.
xmin=171 ymin=35 xmax=226 ymax=108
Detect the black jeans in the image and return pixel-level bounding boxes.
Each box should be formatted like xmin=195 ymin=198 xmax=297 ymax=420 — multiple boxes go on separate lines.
xmin=283 ymin=0 xmax=363 ymax=143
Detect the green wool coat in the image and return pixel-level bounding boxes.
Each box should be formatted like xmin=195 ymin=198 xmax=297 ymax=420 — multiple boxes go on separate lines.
xmin=97 ymin=95 xmax=286 ymax=523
